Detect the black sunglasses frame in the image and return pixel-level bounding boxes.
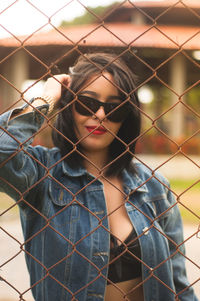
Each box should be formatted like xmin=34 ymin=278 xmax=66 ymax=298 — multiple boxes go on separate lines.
xmin=74 ymin=95 xmax=130 ymax=122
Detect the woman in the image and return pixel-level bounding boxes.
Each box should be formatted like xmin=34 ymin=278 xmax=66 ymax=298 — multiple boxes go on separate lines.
xmin=0 ymin=53 xmax=197 ymax=301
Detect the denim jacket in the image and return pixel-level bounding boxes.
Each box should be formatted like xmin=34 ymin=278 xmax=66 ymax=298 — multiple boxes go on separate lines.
xmin=0 ymin=107 xmax=198 ymax=301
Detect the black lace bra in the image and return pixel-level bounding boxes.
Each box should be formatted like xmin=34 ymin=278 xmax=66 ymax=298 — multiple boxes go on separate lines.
xmin=107 ymin=228 xmax=141 ymax=283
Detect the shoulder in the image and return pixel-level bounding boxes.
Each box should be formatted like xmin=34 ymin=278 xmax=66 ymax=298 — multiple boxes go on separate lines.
xmin=134 ymin=162 xmax=168 ymax=182
xmin=134 ymin=162 xmax=170 ymax=195
xmin=133 ymin=162 xmax=177 ymax=219
xmin=27 ymin=145 xmax=62 ymax=166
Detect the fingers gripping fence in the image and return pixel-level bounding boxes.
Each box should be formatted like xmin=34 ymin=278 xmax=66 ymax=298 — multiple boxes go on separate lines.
xmin=0 ymin=0 xmax=200 ymax=300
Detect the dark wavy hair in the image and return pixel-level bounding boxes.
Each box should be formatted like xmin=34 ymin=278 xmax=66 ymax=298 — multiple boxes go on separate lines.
xmin=52 ymin=52 xmax=141 ymax=176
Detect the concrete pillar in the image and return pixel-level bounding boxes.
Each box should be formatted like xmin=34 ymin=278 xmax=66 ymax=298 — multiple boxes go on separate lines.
xmin=169 ymin=54 xmax=186 ymax=138
xmin=1 ymin=50 xmax=29 ymax=111
xmin=1 ymin=58 xmax=13 ymax=111
xmin=11 ymin=50 xmax=29 ymax=106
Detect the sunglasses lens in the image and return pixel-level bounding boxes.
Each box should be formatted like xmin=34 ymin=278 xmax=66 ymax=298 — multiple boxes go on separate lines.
xmin=105 ymin=103 xmax=129 ymax=122
xmin=75 ymin=95 xmax=129 ymax=122
xmin=75 ymin=96 xmax=98 ymax=116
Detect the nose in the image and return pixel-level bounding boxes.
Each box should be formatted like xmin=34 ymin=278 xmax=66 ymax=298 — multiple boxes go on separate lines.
xmin=93 ymin=106 xmax=107 ymax=121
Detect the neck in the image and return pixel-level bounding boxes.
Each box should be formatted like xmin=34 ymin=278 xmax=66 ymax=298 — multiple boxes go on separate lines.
xmin=83 ymin=149 xmax=109 ymax=178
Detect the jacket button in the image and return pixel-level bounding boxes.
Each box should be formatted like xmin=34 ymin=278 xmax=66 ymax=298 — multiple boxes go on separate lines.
xmin=142 ymin=227 xmax=149 ymax=235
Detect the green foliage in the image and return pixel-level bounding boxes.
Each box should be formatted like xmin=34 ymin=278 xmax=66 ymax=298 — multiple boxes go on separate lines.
xmin=187 ymin=86 xmax=200 ymax=110
xmin=60 ymin=3 xmax=117 ymax=26
xmin=136 ymin=132 xmax=200 ymax=155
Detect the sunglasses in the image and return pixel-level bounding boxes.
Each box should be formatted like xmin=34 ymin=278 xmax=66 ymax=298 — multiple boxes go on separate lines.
xmin=74 ymin=95 xmax=130 ymax=122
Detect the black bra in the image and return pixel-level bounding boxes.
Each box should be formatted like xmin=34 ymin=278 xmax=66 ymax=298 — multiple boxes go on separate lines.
xmin=107 ymin=228 xmax=141 ymax=283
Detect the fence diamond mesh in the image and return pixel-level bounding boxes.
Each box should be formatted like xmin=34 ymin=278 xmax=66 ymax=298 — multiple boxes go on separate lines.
xmin=0 ymin=1 xmax=199 ymax=301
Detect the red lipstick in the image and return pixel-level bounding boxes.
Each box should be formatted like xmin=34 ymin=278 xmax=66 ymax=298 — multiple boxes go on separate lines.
xmin=86 ymin=126 xmax=107 ymax=135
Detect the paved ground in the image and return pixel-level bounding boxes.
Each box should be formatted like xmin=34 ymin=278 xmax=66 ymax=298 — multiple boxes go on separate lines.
xmin=0 ymin=217 xmax=199 ymax=301
xmin=135 ymin=154 xmax=200 ymax=180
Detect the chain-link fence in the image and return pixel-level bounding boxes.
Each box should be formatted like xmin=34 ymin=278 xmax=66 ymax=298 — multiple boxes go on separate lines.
xmin=0 ymin=1 xmax=200 ymax=300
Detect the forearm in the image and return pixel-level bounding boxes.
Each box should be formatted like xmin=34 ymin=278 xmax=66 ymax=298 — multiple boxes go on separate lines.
xmin=0 ymin=107 xmax=46 ymax=199
xmin=11 ymin=98 xmax=50 ymax=119
xmin=0 ymin=73 xmax=71 ymax=198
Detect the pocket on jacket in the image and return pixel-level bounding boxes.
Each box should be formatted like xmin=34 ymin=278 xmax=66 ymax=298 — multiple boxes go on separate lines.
xmin=48 ymin=179 xmax=84 ymax=228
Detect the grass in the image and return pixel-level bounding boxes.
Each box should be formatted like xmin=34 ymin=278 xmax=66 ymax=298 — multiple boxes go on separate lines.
xmin=1 ymin=179 xmax=200 ymax=224
xmin=169 ymin=178 xmax=200 ymax=191
xmin=169 ymin=178 xmax=200 ymax=224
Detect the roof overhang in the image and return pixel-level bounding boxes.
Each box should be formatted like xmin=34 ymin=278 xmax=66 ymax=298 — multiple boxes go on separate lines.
xmin=0 ymin=23 xmax=199 ymax=50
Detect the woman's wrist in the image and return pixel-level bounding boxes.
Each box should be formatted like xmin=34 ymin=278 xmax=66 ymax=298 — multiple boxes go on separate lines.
xmin=34 ymin=95 xmax=55 ymax=114
xmin=11 ymin=97 xmax=49 ymax=119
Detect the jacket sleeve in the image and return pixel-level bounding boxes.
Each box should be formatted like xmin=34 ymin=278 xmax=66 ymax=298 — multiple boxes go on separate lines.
xmin=0 ymin=106 xmax=49 ymax=202
xmin=161 ymin=180 xmax=198 ymax=301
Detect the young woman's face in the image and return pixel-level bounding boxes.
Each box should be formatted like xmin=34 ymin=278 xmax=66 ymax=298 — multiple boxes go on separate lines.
xmin=72 ymin=72 xmax=123 ymax=155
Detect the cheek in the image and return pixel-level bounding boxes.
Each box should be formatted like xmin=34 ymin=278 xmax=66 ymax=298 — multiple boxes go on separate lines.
xmin=109 ymin=122 xmax=122 ymax=136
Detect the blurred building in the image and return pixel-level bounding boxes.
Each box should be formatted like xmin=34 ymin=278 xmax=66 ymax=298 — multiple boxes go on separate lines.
xmin=0 ymin=0 xmax=199 ymax=140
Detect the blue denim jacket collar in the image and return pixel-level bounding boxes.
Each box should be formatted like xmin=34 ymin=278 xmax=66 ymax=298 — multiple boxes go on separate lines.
xmin=61 ymin=160 xmax=87 ymax=177
xmin=61 ymin=159 xmax=148 ymax=194
xmin=122 ymin=168 xmax=148 ymax=194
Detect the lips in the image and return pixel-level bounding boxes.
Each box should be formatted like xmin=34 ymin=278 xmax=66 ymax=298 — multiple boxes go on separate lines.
xmin=86 ymin=126 xmax=107 ymax=135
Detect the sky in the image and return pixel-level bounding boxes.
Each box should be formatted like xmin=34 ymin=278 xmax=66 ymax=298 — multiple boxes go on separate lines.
xmin=0 ymin=0 xmax=121 ymax=38
xmin=0 ymin=0 xmax=165 ymax=38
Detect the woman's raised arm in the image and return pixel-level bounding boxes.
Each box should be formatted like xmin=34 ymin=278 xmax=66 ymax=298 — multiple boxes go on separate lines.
xmin=0 ymin=74 xmax=71 ymax=201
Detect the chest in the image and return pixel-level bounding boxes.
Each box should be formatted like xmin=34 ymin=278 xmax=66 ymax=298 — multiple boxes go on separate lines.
xmin=102 ymin=178 xmax=133 ymax=243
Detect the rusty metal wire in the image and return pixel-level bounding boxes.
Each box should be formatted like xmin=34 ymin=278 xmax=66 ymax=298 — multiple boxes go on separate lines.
xmin=0 ymin=1 xmax=200 ymax=300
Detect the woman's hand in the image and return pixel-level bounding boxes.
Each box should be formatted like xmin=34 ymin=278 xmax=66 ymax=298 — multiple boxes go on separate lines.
xmin=42 ymin=74 xmax=71 ymax=106
xmin=10 ymin=74 xmax=71 ymax=119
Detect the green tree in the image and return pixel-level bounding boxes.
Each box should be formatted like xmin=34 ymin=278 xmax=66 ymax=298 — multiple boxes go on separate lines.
xmin=60 ymin=3 xmax=117 ymax=26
